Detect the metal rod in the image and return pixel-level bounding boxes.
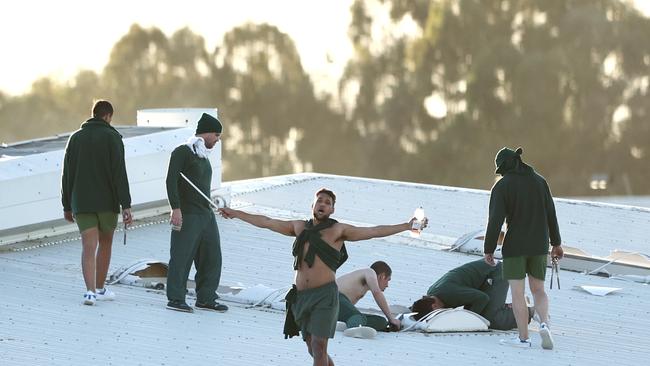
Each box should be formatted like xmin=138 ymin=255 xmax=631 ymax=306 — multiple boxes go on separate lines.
xmin=550 ymin=258 xmax=560 ymax=289
xmin=180 ymin=172 xmax=219 ymax=209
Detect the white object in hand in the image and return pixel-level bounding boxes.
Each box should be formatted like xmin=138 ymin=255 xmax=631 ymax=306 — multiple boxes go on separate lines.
xmin=410 ymin=207 xmax=425 ymax=238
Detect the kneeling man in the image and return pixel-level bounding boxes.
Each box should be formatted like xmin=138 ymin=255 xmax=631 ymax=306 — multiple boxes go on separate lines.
xmin=410 ymin=259 xmax=533 ymax=330
xmin=336 ymin=261 xmax=400 ymax=331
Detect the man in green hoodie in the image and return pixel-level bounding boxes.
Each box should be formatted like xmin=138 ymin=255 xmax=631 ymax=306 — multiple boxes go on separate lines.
xmin=484 ymin=147 xmax=563 ymax=350
xmin=165 ymin=112 xmax=227 ymax=314
xmin=61 ymin=100 xmax=133 ymax=306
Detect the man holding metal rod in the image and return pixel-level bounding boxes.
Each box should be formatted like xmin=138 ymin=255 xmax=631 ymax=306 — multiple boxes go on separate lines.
xmin=164 ymin=112 xmax=227 ymax=313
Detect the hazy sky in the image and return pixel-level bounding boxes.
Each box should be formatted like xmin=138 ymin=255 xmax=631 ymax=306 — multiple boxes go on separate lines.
xmin=1 ymin=0 xmax=648 ymax=97
xmin=0 ymin=0 xmax=353 ymax=96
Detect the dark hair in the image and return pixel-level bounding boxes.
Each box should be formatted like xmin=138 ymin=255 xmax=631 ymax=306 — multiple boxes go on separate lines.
xmin=370 ymin=261 xmax=392 ymax=277
xmin=410 ymin=296 xmax=437 ymax=320
xmin=315 ymin=188 xmax=336 ymax=205
xmin=92 ymin=100 xmax=113 ymax=119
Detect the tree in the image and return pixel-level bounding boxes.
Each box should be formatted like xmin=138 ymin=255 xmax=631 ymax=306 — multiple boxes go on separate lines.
xmin=213 ymin=23 xmax=358 ymax=179
xmin=102 ymin=24 xmax=214 ymax=121
xmin=341 ymin=0 xmax=650 ymax=195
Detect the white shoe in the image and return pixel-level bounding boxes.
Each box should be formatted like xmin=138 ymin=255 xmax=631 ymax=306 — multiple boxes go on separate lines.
xmin=343 ymin=326 xmax=377 ymax=339
xmin=336 ymin=321 xmax=348 ymax=332
xmin=539 ymin=323 xmax=554 ymax=350
xmin=83 ymin=291 xmax=96 ymax=306
xmin=499 ymin=336 xmax=532 ymax=348
xmin=96 ymin=288 xmax=116 ymax=301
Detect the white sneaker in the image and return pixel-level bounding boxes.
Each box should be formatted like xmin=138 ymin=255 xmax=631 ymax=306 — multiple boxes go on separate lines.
xmin=83 ymin=291 xmax=96 ymax=306
xmin=343 ymin=326 xmax=377 ymax=339
xmin=539 ymin=323 xmax=554 ymax=350
xmin=96 ymin=288 xmax=116 ymax=301
xmin=336 ymin=321 xmax=348 ymax=332
xmin=499 ymin=336 xmax=532 ymax=348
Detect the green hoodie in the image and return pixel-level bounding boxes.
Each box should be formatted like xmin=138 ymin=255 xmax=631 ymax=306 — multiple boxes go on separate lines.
xmin=61 ymin=118 xmax=132 ymax=214
xmin=427 ymin=260 xmax=501 ymax=314
xmin=483 ymin=159 xmax=561 ymax=258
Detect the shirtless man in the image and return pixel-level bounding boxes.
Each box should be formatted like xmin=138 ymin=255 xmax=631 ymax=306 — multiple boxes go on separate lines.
xmin=219 ymin=189 xmax=423 ymax=366
xmin=336 ymin=261 xmax=400 ymax=332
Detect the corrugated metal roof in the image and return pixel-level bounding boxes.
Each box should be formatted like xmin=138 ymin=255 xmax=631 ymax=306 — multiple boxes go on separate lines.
xmin=229 ymin=174 xmax=650 ymax=257
xmin=1 ymin=173 xmax=649 ymax=365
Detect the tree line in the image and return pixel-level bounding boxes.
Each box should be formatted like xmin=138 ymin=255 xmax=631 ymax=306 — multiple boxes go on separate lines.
xmin=1 ymin=0 xmax=649 ymax=196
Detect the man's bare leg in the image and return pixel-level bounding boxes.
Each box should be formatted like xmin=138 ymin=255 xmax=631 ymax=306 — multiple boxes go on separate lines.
xmin=310 ymin=336 xmax=334 ymax=366
xmin=81 ymin=228 xmax=99 ymax=292
xmin=528 ymin=276 xmax=549 ymax=323
xmin=305 ymin=335 xmax=313 ymax=357
xmin=508 ymin=279 xmax=529 ymax=340
xmin=529 ymin=275 xmax=555 ymax=349
xmin=95 ymin=229 xmax=115 ymax=289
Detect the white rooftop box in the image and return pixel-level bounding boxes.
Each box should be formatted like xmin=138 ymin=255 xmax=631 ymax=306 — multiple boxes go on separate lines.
xmin=0 ymin=108 xmax=224 ymax=245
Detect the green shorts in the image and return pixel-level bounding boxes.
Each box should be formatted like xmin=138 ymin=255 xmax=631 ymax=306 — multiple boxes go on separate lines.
xmin=338 ymin=292 xmax=388 ymax=331
xmin=75 ymin=212 xmax=118 ymax=233
xmin=291 ymin=282 xmax=339 ymax=340
xmin=502 ymin=255 xmax=547 ymax=280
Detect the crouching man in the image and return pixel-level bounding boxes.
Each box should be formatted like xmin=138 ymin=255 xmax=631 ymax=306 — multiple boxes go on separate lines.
xmin=410 ymin=259 xmax=533 ymax=330
xmin=336 ymin=261 xmax=401 ymax=332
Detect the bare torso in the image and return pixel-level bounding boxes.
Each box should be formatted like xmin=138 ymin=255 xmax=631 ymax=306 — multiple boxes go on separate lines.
xmin=335 ymin=269 xmax=371 ymax=304
xmin=294 ymin=223 xmax=345 ymax=291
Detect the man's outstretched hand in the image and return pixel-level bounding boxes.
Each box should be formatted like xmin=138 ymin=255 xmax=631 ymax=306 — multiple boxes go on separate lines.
xmin=218 ymin=207 xmax=237 ymax=219
xmin=408 ymin=217 xmax=429 ymax=229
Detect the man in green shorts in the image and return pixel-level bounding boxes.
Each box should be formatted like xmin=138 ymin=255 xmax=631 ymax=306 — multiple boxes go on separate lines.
xmin=484 ymin=147 xmax=563 ymax=350
xmin=219 ymin=190 xmax=425 ymax=366
xmin=165 ymin=113 xmax=227 ymax=313
xmin=336 ymin=261 xmax=400 ymax=332
xmin=61 ymin=100 xmax=133 ymax=305
xmin=410 ymin=259 xmax=533 ymax=330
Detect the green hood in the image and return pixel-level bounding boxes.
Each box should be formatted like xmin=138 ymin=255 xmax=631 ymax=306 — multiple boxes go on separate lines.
xmin=494 ymin=146 xmax=532 ymax=175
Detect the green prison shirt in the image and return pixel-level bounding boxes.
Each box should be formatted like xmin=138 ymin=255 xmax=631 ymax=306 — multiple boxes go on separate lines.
xmin=165 ymin=144 xmax=213 ymax=214
xmin=426 ymin=260 xmax=500 ymax=314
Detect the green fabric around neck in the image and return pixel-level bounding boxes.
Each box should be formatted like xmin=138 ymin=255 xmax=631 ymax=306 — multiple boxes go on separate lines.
xmin=292 ymin=218 xmax=348 ymax=272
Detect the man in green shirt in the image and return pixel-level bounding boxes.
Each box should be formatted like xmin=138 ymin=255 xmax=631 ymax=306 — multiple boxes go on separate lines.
xmin=484 ymin=147 xmax=563 ymax=350
xmin=218 ymin=190 xmax=424 ymax=366
xmin=410 ymin=259 xmax=533 ymax=330
xmin=165 ymin=113 xmax=227 ymax=314
xmin=61 ymin=100 xmax=133 ymax=306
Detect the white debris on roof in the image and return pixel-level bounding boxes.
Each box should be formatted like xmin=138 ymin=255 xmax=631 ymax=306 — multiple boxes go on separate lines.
xmin=1 ymin=173 xmax=649 ymax=365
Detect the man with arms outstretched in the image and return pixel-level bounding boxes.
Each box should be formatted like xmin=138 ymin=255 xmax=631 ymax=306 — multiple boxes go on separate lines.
xmin=219 ymin=189 xmax=424 ymax=366
xmin=336 ymin=261 xmax=400 ymax=332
